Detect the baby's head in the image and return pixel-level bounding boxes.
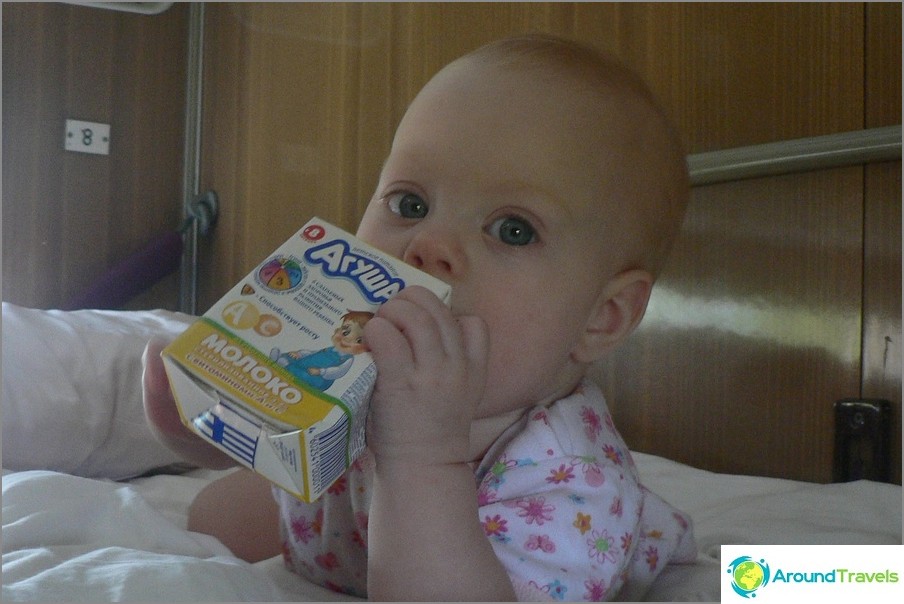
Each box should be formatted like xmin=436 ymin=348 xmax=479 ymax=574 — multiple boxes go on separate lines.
xmin=451 ymin=34 xmax=689 ymax=278
xmin=357 ymin=34 xmax=688 ymax=419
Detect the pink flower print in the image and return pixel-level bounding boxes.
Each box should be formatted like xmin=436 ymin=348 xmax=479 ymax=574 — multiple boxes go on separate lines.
xmin=351 ymin=512 xmax=369 ymax=548
xmin=580 ymin=406 xmax=602 ymax=442
xmin=481 ymin=514 xmax=508 ymax=538
xmin=604 ymin=411 xmax=616 ymax=433
xmin=583 ymin=577 xmax=608 ymax=602
xmin=644 ymin=545 xmax=660 ymax=571
xmin=609 ymin=495 xmax=623 ymax=518
xmin=531 ymin=409 xmax=550 ymax=425
xmin=354 ymin=511 xmax=368 ymax=532
xmin=573 ymin=456 xmax=605 ymax=487
xmin=315 ymin=551 xmax=341 ymax=572
xmin=546 ymin=463 xmax=575 ymax=485
xmin=673 ymin=511 xmax=690 ymax=530
xmin=525 ymin=534 xmax=556 ymax=553
xmin=515 ymin=496 xmax=555 ymax=526
xmin=280 ymin=540 xmax=293 ymax=566
xmin=620 ymin=531 xmax=633 ymax=553
xmin=477 ymin=482 xmax=499 ymax=506
xmin=587 ymin=529 xmax=617 ymax=564
xmin=530 ymin=580 xmax=567 ymax=601
xmin=486 ymin=454 xmax=519 ymax=488
xmin=327 ymin=475 xmax=347 ymax=495
xmin=602 ymin=444 xmax=623 ymax=466
xmin=290 ymin=515 xmax=315 ymax=544
xmin=314 ymin=507 xmax=324 ymax=535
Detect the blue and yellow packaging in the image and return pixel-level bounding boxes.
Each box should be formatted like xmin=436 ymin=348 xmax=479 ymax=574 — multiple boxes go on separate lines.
xmin=162 ymin=218 xmax=451 ymax=501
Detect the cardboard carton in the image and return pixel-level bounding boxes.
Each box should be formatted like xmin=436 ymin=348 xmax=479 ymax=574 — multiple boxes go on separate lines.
xmin=162 ymin=218 xmax=451 ymax=501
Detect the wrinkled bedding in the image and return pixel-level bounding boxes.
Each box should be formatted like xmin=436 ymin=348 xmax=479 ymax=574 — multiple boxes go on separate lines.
xmin=2 ymin=302 xmax=901 ymax=601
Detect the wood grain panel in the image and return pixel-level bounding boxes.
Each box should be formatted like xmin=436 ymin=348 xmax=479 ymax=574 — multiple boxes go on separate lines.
xmin=2 ymin=3 xmax=188 ymax=310
xmin=591 ymin=168 xmax=865 ymax=483
xmin=198 ymin=2 xmax=590 ymax=310
xmin=572 ymin=2 xmax=865 ymax=153
xmin=861 ymin=2 xmax=901 ymax=484
xmin=861 ymin=161 xmax=902 ymax=485
xmin=195 ymin=3 xmax=896 ymax=483
xmin=197 ymin=2 xmax=867 ymax=300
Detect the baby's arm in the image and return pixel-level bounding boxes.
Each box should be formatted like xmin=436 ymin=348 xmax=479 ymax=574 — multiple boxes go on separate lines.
xmin=143 ymin=338 xmax=282 ymax=562
xmin=188 ymin=468 xmax=282 ymax=562
xmin=363 ymin=286 xmax=516 ymax=601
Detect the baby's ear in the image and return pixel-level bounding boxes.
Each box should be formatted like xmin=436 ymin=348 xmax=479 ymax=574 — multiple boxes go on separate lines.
xmin=572 ymin=269 xmax=653 ymax=363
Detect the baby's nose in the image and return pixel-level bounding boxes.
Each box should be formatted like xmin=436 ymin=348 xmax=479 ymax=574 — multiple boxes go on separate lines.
xmin=402 ymin=228 xmax=467 ymax=280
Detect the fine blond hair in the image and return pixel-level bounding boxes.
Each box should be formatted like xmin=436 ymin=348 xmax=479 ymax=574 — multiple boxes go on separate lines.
xmin=461 ymin=33 xmax=689 ymax=277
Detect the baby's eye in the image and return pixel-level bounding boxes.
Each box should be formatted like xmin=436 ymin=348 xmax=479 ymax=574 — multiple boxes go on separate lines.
xmin=387 ymin=192 xmax=429 ymax=219
xmin=488 ymin=216 xmax=537 ymax=246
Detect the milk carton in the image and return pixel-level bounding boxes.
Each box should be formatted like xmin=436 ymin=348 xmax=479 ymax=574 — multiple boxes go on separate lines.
xmin=162 ymin=218 xmax=451 ymax=501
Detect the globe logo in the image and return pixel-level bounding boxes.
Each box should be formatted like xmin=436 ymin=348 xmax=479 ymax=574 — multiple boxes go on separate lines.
xmin=727 ymin=556 xmax=771 ymax=598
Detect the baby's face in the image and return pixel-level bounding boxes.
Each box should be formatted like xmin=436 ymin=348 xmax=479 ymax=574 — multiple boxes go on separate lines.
xmin=357 ymin=59 xmax=630 ymax=418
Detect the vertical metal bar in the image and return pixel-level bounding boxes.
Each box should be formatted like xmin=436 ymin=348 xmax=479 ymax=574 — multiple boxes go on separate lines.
xmin=179 ymin=2 xmax=205 ymax=315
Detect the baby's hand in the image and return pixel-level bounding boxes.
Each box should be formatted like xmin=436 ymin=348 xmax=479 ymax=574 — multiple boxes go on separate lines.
xmin=363 ymin=286 xmax=489 ymax=466
xmin=141 ymin=337 xmax=235 ymax=469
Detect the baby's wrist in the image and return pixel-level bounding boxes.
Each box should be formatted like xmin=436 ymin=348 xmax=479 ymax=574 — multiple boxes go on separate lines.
xmin=371 ymin=444 xmax=472 ymax=475
xmin=372 ymin=454 xmax=473 ymax=489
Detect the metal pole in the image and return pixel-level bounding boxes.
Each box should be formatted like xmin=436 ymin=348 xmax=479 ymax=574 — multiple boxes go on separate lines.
xmin=179 ymin=2 xmax=205 ymax=315
xmin=688 ymin=125 xmax=902 ymax=186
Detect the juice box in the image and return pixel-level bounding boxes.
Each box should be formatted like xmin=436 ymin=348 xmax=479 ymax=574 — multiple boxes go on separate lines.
xmin=161 ymin=218 xmax=451 ymax=501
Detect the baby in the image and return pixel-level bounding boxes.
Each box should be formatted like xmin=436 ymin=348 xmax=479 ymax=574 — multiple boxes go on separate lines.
xmin=143 ymin=33 xmax=696 ymax=601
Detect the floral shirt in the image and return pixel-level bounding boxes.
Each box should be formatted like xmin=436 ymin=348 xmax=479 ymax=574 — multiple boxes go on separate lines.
xmin=274 ymin=380 xmax=696 ymax=601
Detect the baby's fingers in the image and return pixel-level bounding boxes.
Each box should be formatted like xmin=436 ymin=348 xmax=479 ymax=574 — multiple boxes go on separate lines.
xmin=362 ymin=312 xmax=416 ymax=377
xmin=370 ymin=287 xmax=455 ymax=367
xmin=141 ymin=337 xmax=235 ymax=469
xmin=141 ymin=337 xmax=181 ymax=433
xmin=456 ymin=314 xmax=490 ymax=372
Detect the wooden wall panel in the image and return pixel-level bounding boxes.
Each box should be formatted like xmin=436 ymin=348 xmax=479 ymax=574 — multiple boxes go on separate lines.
xmin=592 ymin=168 xmax=865 ymax=483
xmin=197 ymin=2 xmax=865 ymax=298
xmin=188 ymin=3 xmax=898 ymax=483
xmin=862 ymin=161 xmax=902 ymax=484
xmin=2 ymin=3 xmax=188 ymax=310
xmin=861 ymin=3 xmax=902 ymax=484
xmin=573 ymin=2 xmax=865 ymax=152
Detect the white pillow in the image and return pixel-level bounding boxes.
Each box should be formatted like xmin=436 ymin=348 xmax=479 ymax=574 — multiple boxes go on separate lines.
xmin=1 ymin=302 xmax=196 ymax=480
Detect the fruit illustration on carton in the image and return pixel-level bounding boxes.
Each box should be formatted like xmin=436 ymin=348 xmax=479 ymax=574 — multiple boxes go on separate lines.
xmin=162 ymin=218 xmax=451 ymax=502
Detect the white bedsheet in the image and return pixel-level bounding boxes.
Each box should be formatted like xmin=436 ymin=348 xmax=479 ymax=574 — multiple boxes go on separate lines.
xmin=1 ymin=467 xmax=343 ymax=602
xmin=3 ymin=455 xmax=900 ymax=602
xmin=2 ymin=303 xmax=901 ymax=601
